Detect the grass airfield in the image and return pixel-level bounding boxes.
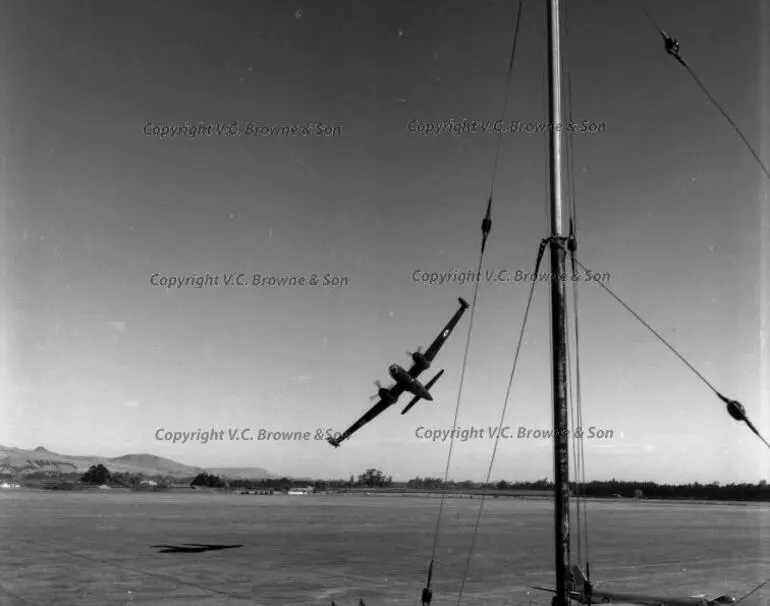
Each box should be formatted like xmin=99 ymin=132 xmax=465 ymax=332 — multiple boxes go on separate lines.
xmin=1 ymin=490 xmax=767 ymax=605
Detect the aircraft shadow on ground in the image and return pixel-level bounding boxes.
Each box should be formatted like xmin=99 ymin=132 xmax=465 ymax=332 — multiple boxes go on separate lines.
xmin=151 ymin=543 xmax=244 ymax=554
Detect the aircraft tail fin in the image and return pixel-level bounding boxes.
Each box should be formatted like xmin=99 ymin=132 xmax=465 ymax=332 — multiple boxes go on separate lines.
xmin=401 ymin=369 xmax=444 ymax=414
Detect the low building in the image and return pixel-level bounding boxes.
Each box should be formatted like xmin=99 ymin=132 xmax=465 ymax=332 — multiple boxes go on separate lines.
xmin=287 ymin=485 xmax=314 ymax=495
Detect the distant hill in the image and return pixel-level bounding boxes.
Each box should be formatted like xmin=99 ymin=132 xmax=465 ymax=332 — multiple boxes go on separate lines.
xmin=0 ymin=445 xmax=279 ymax=480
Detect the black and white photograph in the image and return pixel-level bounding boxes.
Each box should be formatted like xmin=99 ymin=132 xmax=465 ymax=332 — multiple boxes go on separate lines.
xmin=1 ymin=1 xmax=768 ymax=604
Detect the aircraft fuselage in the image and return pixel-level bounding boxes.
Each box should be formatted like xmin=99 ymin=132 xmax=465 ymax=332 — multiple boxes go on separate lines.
xmin=389 ymin=364 xmax=433 ymax=401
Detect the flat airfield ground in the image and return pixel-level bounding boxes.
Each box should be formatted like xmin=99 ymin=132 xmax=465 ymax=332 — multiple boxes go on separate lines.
xmin=1 ymin=491 xmax=767 ymax=605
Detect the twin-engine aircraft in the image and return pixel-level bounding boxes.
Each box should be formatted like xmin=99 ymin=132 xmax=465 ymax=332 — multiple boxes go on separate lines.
xmin=532 ymin=564 xmax=737 ymax=606
xmin=327 ymin=297 xmax=469 ymax=448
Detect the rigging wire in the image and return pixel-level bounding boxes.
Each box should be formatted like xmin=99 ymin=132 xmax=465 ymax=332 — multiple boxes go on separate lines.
xmin=436 ymin=3 xmax=766 ymax=602
xmin=542 ymin=66 xmax=551 ymax=235
xmin=563 ymin=3 xmax=592 ymax=580
xmin=568 ymin=248 xmax=592 ymax=576
xmin=424 ymin=238 xmax=482 ymax=599
xmin=636 ymin=1 xmax=770 ymax=181
xmin=565 ymin=282 xmax=582 ymax=561
xmin=455 ymin=242 xmax=548 ymax=605
xmin=423 ymin=3 xmax=526 ymax=600
xmin=561 ymin=7 xmax=583 ymax=572
xmin=735 ymin=573 xmax=770 ymax=605
xmin=561 ymin=15 xmax=592 ymax=581
xmin=486 ymin=0 xmax=526 ymax=212
xmin=561 ymin=0 xmax=579 ymax=542
xmin=557 ymin=245 xmax=770 ymax=451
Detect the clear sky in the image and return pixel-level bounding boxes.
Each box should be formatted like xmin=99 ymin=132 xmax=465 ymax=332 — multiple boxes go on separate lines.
xmin=2 ymin=0 xmax=768 ymax=484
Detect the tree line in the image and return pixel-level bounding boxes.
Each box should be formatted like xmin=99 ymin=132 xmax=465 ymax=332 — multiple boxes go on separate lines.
xmin=403 ymin=477 xmax=769 ymax=501
xmin=202 ymin=469 xmax=394 ymax=491
xmin=63 ymin=466 xmax=770 ymax=501
xmin=77 ymin=467 xmax=397 ymax=491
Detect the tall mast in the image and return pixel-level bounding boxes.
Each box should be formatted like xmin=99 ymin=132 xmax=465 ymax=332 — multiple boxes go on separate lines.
xmin=546 ymin=0 xmax=571 ymax=604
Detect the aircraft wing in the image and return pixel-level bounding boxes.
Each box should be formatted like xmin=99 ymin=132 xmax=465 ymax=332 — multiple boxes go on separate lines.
xmin=328 ymin=385 xmax=405 ymax=447
xmin=582 ymin=590 xmax=708 ymax=605
xmin=531 ymin=586 xmax=669 ymax=606
xmin=413 ymin=297 xmax=469 ymax=370
xmin=530 ymin=586 xmax=583 ymax=601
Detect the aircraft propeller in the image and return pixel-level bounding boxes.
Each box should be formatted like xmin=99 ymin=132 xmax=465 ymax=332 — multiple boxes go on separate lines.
xmin=369 ymin=380 xmax=384 ymax=401
xmin=406 ymin=345 xmax=424 ymax=358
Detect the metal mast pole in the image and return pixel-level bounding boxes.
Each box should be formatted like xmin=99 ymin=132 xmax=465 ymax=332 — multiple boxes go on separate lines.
xmin=546 ymin=0 xmax=571 ymax=604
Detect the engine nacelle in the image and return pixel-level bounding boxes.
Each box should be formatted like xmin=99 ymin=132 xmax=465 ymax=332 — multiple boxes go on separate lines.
xmin=411 ymin=352 xmax=430 ymax=370
xmin=379 ymin=388 xmax=397 ymax=404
